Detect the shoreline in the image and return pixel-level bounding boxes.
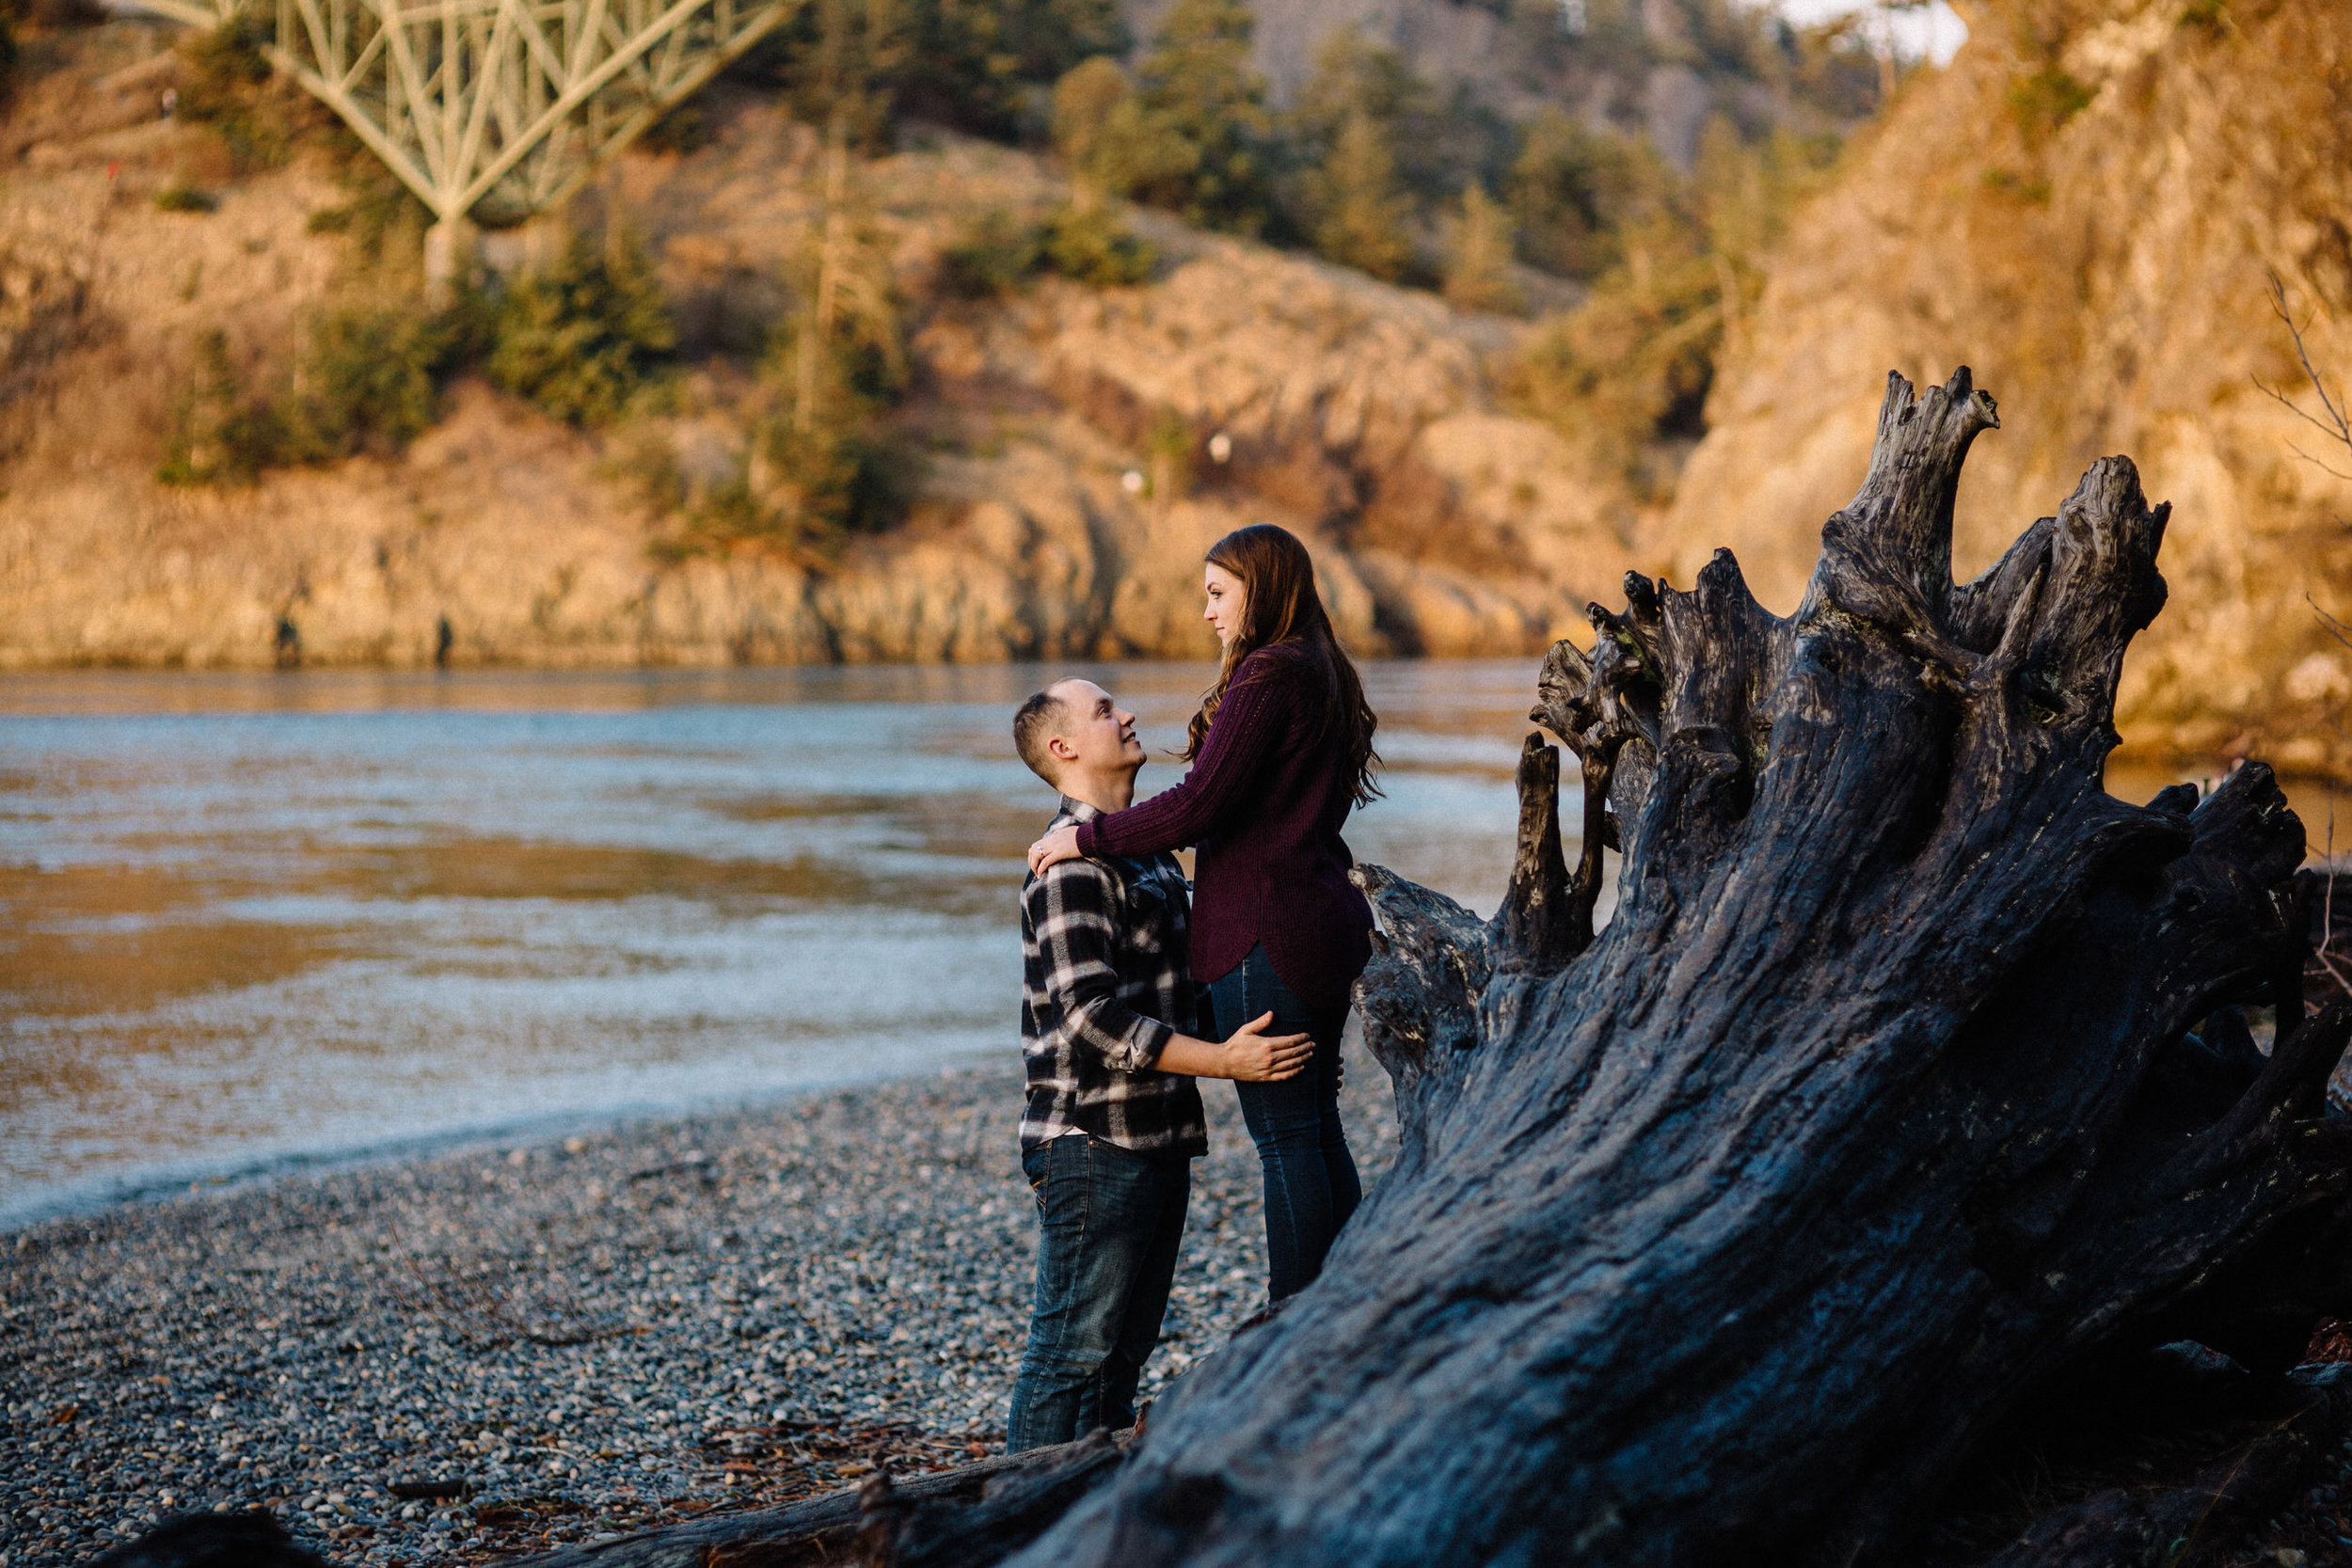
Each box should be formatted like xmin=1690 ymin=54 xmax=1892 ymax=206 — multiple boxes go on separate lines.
xmin=1 ymin=1059 xmax=1399 ymax=1565
xmin=0 ymin=664 xmax=2308 ymax=788
xmin=0 ymin=1049 xmax=1005 ymax=1235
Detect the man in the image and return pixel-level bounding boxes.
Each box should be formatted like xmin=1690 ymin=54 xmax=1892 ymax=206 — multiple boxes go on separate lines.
xmin=1005 ymin=677 xmax=1310 ymax=1452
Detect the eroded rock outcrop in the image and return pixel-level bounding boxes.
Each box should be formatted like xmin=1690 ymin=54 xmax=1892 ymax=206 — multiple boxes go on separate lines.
xmin=1663 ymin=0 xmax=2352 ymax=775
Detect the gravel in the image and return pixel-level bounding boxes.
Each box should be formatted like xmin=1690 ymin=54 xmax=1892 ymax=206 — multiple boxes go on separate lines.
xmin=0 ymin=1059 xmax=1398 ymax=1565
xmin=14 ymin=1052 xmax=2352 ymax=1568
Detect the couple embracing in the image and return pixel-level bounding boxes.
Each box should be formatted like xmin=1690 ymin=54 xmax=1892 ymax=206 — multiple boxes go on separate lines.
xmin=1003 ymin=522 xmax=1380 ymax=1453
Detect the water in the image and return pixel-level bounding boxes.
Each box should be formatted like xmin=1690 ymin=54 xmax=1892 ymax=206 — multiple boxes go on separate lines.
xmin=0 ymin=661 xmax=1548 ymax=1226
xmin=4 ymin=662 xmax=2332 ymax=1228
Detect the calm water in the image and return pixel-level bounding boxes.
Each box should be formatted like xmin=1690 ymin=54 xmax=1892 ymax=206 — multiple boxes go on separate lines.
xmin=2 ymin=662 xmax=2330 ymax=1227
xmin=0 ymin=661 xmax=1552 ymax=1225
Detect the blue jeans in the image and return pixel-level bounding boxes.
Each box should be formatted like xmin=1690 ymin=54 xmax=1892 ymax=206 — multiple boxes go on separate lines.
xmin=1005 ymin=1133 xmax=1191 ymax=1452
xmin=1210 ymin=943 xmax=1360 ymax=1303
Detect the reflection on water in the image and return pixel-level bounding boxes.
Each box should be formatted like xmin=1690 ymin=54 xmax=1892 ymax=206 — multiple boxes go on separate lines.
xmin=2 ymin=662 xmax=2332 ymax=1227
xmin=0 ymin=662 xmax=1548 ymax=1224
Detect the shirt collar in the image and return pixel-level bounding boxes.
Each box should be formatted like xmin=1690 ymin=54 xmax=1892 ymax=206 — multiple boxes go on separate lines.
xmin=1055 ymin=794 xmax=1104 ymax=827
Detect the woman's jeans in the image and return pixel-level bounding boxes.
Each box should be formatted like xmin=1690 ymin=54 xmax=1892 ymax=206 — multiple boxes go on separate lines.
xmin=1210 ymin=943 xmax=1360 ymax=1303
xmin=1005 ymin=1132 xmax=1191 ymax=1453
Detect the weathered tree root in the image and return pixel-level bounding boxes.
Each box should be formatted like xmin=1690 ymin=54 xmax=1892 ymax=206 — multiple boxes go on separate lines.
xmin=477 ymin=370 xmax=2352 ymax=1568
xmin=993 ymin=370 xmax=2352 ymax=1568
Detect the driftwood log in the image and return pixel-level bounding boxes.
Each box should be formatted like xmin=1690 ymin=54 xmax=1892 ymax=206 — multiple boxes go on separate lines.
xmin=482 ymin=370 xmax=2352 ymax=1568
xmin=1011 ymin=369 xmax=2352 ymax=1566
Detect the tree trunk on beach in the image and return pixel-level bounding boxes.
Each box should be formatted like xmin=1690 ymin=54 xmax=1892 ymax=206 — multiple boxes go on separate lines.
xmin=995 ymin=369 xmax=2352 ymax=1566
xmin=495 ymin=369 xmax=2352 ymax=1568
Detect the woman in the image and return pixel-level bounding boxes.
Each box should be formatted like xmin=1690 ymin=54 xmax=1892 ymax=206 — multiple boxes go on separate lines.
xmin=1026 ymin=523 xmax=1379 ymax=1303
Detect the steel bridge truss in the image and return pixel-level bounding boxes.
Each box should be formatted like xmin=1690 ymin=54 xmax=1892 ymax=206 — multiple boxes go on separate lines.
xmin=140 ymin=0 xmax=795 ymax=229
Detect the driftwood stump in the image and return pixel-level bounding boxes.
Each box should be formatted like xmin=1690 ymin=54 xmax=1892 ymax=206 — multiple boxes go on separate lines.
xmin=997 ymin=370 xmax=2352 ymax=1566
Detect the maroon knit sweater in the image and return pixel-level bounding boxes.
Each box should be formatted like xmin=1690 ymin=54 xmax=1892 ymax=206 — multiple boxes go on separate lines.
xmin=1075 ymin=641 xmax=1374 ymax=1014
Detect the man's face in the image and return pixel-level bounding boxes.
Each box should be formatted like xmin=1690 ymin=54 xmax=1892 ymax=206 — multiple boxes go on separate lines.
xmin=1048 ymin=680 xmax=1143 ymax=775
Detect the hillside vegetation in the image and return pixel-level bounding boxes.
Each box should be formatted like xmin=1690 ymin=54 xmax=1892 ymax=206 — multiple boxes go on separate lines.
xmin=0 ymin=0 xmax=1880 ymax=670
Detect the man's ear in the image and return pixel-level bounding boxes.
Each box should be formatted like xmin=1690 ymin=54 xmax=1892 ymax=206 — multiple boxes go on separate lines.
xmin=1046 ymin=734 xmax=1080 ymax=762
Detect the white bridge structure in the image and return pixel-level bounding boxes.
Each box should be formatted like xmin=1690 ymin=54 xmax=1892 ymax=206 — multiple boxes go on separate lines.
xmin=139 ymin=0 xmax=795 ymax=279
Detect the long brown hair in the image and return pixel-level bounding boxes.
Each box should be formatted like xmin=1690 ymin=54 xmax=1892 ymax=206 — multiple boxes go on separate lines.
xmin=1183 ymin=524 xmax=1381 ymax=807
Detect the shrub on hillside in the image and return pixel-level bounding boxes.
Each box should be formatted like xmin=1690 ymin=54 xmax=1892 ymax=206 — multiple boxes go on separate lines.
xmin=280 ymin=303 xmax=448 ymax=458
xmin=737 ymin=0 xmax=1125 ymax=147
xmin=899 ymin=0 xmax=1125 ymax=139
xmin=177 ymin=15 xmax=315 ymax=173
xmin=152 ymin=183 xmax=217 ymax=214
xmin=157 ymin=331 xmax=289 ymax=485
xmin=157 ymin=298 xmax=481 ymax=483
xmin=305 ymin=148 xmax=431 ymax=257
xmin=1282 ymin=27 xmax=1508 ymax=253
xmin=938 ymin=204 xmax=1153 ymax=297
xmin=2007 ymin=67 xmax=2093 ymax=145
xmin=939 ymin=210 xmax=1043 ymax=299
xmin=487 ymin=228 xmax=677 ymax=425
xmin=1040 ymin=203 xmax=1152 ymax=286
xmin=1505 ymin=108 xmax=1680 ymax=283
xmin=754 ymin=0 xmax=910 ymax=152
xmin=1300 ymin=108 xmax=1415 ymax=281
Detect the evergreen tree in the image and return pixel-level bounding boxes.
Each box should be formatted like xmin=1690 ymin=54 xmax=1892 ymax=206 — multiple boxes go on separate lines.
xmin=281 ymin=303 xmax=443 ymax=457
xmin=1505 ymin=106 xmax=1673 ymax=281
xmin=487 ymin=226 xmax=677 ymax=425
xmin=157 ymin=331 xmax=282 ymax=484
xmin=1125 ymin=0 xmax=1273 ymax=236
xmin=1291 ymin=29 xmax=1444 ymax=203
xmin=772 ymin=0 xmax=911 ymax=151
xmin=1307 ymin=109 xmax=1413 ymax=280
xmin=997 ymin=0 xmax=1124 ymax=96
xmin=899 ymin=0 xmax=1124 ymax=138
xmin=723 ymin=141 xmax=913 ymax=554
xmin=1443 ymin=183 xmax=1523 ymax=315
xmin=1051 ymin=55 xmax=1170 ymax=209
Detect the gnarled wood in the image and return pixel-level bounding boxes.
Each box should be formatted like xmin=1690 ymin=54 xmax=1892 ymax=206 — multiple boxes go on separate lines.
xmin=993 ymin=369 xmax=2352 ymax=1568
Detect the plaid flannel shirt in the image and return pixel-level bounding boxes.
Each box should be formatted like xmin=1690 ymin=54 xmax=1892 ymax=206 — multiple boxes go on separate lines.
xmin=1018 ymin=797 xmax=1208 ymax=1160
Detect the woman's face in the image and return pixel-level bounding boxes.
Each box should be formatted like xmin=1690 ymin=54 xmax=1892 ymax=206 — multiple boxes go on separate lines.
xmin=1202 ymin=562 xmax=1248 ymax=650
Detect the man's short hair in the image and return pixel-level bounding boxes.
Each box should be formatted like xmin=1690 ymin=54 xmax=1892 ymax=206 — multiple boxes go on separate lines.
xmin=1013 ymin=685 xmax=1073 ymax=784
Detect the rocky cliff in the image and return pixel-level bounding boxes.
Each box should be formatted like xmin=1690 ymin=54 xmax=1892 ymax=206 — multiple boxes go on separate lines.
xmin=0 ymin=21 xmax=1626 ymax=672
xmin=1662 ymin=0 xmax=2352 ymax=776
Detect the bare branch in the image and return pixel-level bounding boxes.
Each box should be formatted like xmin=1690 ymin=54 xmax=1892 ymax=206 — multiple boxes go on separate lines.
xmin=2305 ymin=594 xmax=2352 ymax=661
xmin=2260 ymin=272 xmax=2352 ymax=469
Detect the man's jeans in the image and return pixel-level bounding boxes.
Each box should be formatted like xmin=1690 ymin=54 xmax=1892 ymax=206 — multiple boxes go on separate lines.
xmin=1005 ymin=1132 xmax=1191 ymax=1453
xmin=1210 ymin=942 xmax=1361 ymax=1303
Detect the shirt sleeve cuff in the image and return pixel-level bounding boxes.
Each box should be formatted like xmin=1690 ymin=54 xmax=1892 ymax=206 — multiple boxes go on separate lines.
xmin=1074 ymin=817 xmax=1104 ymax=856
xmin=1128 ymin=1018 xmax=1178 ymax=1071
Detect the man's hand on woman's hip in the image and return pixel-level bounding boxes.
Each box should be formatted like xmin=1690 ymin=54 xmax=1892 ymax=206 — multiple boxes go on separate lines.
xmin=1155 ymin=1011 xmax=1311 ymax=1082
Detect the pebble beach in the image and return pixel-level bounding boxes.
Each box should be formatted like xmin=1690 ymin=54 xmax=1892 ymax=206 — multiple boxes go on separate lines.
xmin=16 ymin=1056 xmax=2352 ymax=1568
xmin=1 ymin=1060 xmax=1399 ymax=1565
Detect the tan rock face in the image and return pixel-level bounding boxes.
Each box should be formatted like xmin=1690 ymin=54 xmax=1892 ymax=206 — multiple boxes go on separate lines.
xmin=0 ymin=34 xmax=1633 ymax=673
xmin=1661 ymin=0 xmax=2352 ymax=776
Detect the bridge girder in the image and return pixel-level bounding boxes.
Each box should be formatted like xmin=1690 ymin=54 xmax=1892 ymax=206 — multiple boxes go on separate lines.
xmin=140 ymin=0 xmax=799 ymax=235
